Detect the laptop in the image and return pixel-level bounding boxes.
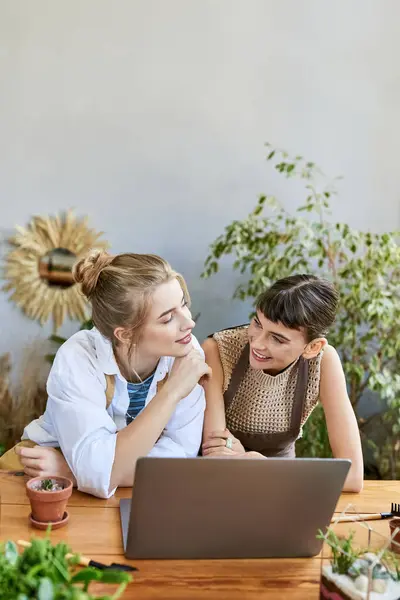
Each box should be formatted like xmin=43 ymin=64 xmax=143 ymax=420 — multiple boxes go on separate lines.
xmin=120 ymin=456 xmax=350 ymax=559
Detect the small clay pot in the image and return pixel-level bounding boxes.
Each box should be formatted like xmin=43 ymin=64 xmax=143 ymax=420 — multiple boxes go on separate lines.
xmin=389 ymin=517 xmax=400 ymax=554
xmin=26 ymin=476 xmax=73 ymax=525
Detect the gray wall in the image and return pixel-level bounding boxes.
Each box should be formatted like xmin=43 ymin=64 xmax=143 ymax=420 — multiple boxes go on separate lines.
xmin=1 ymin=0 xmax=399 ymax=361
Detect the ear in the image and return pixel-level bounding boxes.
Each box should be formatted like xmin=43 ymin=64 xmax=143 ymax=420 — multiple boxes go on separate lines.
xmin=302 ymin=337 xmax=327 ymax=359
xmin=113 ymin=326 xmax=131 ymax=346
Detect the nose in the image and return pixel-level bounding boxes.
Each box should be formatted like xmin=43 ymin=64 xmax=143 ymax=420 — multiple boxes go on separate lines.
xmin=180 ymin=313 xmax=195 ymax=332
xmin=252 ymin=332 xmax=269 ymax=352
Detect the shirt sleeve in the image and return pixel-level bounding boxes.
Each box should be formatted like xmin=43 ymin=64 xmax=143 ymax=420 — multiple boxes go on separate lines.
xmin=47 ymin=346 xmax=117 ymax=499
xmin=147 ymin=383 xmax=205 ymax=458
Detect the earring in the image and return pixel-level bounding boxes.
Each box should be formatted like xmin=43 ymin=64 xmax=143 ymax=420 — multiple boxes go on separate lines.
xmin=130 ymin=343 xmax=142 ymax=383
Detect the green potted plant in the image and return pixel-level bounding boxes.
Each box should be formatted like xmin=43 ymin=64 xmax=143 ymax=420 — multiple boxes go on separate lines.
xmin=0 ymin=535 xmax=132 ymax=599
xmin=318 ymin=526 xmax=400 ymax=598
xmin=202 ymin=143 xmax=400 ymax=478
xmin=26 ymin=476 xmax=73 ymax=529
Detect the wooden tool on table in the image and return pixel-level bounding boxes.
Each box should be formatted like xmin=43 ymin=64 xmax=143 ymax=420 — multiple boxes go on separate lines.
xmin=331 ymin=502 xmax=400 ymax=524
xmin=17 ymin=540 xmax=137 ymax=572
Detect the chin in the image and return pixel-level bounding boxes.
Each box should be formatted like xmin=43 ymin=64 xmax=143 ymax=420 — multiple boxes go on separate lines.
xmin=172 ymin=341 xmax=193 ymax=357
xmin=249 ymin=354 xmax=278 ymax=372
xmin=249 ymin=357 xmax=267 ymax=370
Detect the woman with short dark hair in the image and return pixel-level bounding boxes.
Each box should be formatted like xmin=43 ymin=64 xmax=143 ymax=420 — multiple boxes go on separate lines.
xmin=202 ymin=274 xmax=363 ymax=492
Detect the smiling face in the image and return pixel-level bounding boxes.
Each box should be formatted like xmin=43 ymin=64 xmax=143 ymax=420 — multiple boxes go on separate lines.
xmin=250 ymin=275 xmax=338 ymax=374
xmin=247 ymin=311 xmax=309 ymax=374
xmin=113 ymin=276 xmax=195 ymax=380
xmin=136 ymin=277 xmax=195 ymax=359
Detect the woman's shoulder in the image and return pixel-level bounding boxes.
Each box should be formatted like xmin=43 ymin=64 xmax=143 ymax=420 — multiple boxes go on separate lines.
xmin=307 ymin=345 xmax=341 ymax=388
xmin=44 ymin=330 xmax=109 ymax=406
xmin=209 ymin=325 xmax=249 ymax=384
xmin=212 ymin=324 xmax=249 ymax=346
xmin=51 ymin=328 xmax=103 ymax=379
xmin=56 ymin=328 xmax=97 ymax=358
xmin=319 ymin=344 xmax=343 ymax=372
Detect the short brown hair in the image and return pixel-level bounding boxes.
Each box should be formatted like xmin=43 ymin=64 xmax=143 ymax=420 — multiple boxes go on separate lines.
xmin=73 ymin=250 xmax=190 ymax=347
xmin=256 ymin=274 xmax=338 ymax=341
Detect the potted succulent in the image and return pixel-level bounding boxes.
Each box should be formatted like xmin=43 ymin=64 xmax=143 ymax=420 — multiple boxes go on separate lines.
xmin=26 ymin=476 xmax=73 ymax=529
xmin=318 ymin=524 xmax=400 ymax=599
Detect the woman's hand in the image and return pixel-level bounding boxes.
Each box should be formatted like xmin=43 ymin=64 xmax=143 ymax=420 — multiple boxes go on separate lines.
xmin=202 ymin=428 xmax=245 ymax=456
xmin=16 ymin=445 xmax=77 ymax=485
xmin=242 ymin=451 xmax=265 ymax=459
xmin=166 ymin=348 xmax=212 ymax=401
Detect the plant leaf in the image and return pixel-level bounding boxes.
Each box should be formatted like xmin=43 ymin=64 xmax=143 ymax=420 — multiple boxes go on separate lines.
xmin=37 ymin=578 xmax=54 ymax=600
xmin=5 ymin=541 xmax=19 ymax=565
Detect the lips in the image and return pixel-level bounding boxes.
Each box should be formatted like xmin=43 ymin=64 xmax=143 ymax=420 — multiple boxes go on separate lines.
xmin=176 ymin=333 xmax=192 ymax=345
xmin=251 ymin=348 xmax=272 ymax=362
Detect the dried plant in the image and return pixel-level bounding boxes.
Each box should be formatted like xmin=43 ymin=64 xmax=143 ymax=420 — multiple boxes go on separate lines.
xmin=0 ymin=342 xmax=49 ymax=453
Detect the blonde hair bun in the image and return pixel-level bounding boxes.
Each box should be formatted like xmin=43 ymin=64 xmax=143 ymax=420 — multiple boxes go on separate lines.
xmin=73 ymin=250 xmax=114 ymax=298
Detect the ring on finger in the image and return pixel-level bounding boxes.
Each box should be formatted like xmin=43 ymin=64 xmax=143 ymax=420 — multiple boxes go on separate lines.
xmin=225 ymin=437 xmax=233 ymax=449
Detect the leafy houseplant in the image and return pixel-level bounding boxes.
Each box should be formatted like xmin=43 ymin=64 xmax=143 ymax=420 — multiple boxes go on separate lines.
xmin=317 ymin=529 xmax=361 ymax=576
xmin=202 ymin=144 xmax=400 ymax=478
xmin=318 ymin=526 xmax=400 ymax=598
xmin=0 ymin=536 xmax=131 ymax=599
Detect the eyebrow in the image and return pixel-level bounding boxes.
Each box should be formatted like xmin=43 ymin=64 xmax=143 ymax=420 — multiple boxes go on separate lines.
xmin=157 ymin=294 xmax=185 ymax=320
xmin=271 ymin=332 xmax=291 ymax=342
xmin=255 ymin=314 xmax=292 ymax=342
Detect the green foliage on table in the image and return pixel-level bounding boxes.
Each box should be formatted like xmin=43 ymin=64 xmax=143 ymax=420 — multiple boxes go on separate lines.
xmin=382 ymin=550 xmax=400 ymax=581
xmin=317 ymin=529 xmax=360 ymax=575
xmin=202 ymin=143 xmax=400 ymax=478
xmin=0 ymin=536 xmax=131 ymax=599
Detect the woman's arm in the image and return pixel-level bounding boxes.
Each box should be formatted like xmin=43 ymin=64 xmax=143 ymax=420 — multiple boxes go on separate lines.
xmin=319 ymin=345 xmax=364 ymax=493
xmin=28 ymin=342 xmax=209 ymax=498
xmin=20 ymin=382 xmax=185 ymax=494
xmin=201 ymin=338 xmax=245 ymax=456
xmin=201 ymin=338 xmax=227 ymax=438
xmin=20 ymin=350 xmax=207 ymax=491
xmin=110 ymin=384 xmax=185 ymax=489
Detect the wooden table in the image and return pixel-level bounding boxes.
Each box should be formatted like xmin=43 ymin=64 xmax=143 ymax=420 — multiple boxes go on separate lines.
xmin=1 ymin=472 xmax=399 ymax=599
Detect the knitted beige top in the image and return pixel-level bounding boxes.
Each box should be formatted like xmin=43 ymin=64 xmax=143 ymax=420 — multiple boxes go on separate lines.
xmin=213 ymin=326 xmax=322 ymax=438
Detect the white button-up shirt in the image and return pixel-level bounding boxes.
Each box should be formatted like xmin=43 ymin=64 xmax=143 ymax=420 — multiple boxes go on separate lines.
xmin=23 ymin=328 xmax=206 ymax=498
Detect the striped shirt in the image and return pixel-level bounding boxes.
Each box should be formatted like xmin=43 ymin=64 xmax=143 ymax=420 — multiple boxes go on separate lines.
xmin=126 ymin=373 xmax=155 ymax=425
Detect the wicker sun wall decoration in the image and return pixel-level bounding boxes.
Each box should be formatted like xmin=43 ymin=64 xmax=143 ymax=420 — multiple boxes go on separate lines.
xmin=3 ymin=211 xmax=108 ymax=332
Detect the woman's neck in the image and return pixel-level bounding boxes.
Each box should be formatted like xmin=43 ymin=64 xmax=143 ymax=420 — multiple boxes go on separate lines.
xmin=114 ymin=346 xmax=159 ymax=383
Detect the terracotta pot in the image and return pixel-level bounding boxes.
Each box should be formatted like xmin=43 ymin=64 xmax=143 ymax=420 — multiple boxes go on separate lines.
xmin=389 ymin=517 xmax=400 ymax=554
xmin=26 ymin=476 xmax=73 ymax=524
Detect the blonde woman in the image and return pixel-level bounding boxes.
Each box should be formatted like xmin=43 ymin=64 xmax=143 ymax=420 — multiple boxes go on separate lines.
xmin=8 ymin=251 xmax=210 ymax=498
